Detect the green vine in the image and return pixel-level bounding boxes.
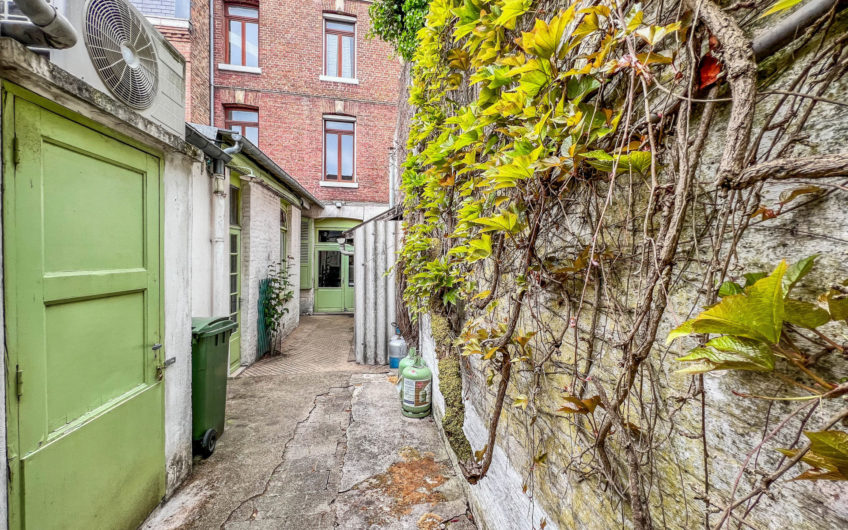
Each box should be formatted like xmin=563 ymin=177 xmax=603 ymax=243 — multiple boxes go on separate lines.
xmin=388 ymin=0 xmax=848 ymax=527
xmin=368 ymin=0 xmax=430 ymax=61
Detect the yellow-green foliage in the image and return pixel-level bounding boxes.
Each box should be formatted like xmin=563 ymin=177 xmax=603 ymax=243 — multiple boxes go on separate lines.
xmin=438 ymin=356 xmax=473 ymax=463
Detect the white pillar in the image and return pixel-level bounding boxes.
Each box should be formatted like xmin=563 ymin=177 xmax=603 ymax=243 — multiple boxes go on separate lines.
xmin=354 ymin=226 xmax=366 ymax=363
xmin=365 ymin=222 xmax=377 ymax=364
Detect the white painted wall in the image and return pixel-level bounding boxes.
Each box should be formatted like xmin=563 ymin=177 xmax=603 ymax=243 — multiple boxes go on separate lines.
xmin=237 ymin=178 xmax=301 ymax=366
xmin=162 ymin=151 xmax=195 ymax=495
xmin=190 ymin=168 xmax=229 ymax=318
xmin=418 ymin=315 xmax=553 ymax=530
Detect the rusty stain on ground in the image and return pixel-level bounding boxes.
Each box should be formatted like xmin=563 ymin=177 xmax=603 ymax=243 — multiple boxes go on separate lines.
xmin=387 ymin=375 xmax=399 ymax=384
xmin=417 ymin=512 xmax=443 ymax=529
xmin=354 ymin=446 xmax=448 ymax=525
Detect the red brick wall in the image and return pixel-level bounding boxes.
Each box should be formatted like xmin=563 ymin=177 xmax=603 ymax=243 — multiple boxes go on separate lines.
xmin=155 ymin=3 xmax=211 ymax=125
xmin=190 ymin=0 xmax=211 ymax=124
xmin=212 ymin=0 xmax=401 ymax=203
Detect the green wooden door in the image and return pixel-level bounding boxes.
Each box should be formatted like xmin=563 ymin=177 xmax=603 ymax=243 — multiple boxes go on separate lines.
xmin=314 ymin=224 xmax=355 ymax=313
xmin=4 ymin=96 xmax=165 ymax=529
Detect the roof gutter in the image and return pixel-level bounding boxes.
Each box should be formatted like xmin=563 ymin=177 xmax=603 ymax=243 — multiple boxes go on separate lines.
xmin=220 ymin=131 xmax=323 ymax=208
xmin=1 ymin=0 xmax=77 ymax=49
xmin=185 ymin=124 xmax=232 ymax=162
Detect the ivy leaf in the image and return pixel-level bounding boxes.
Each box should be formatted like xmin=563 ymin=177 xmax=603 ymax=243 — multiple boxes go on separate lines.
xmin=782 ymin=255 xmax=817 ymax=296
xmin=634 ymin=21 xmax=682 ymax=47
xmin=557 ymin=395 xmax=602 ymax=414
xmin=778 ymin=431 xmax=848 ymax=481
xmin=779 ymin=185 xmax=823 ymax=205
xmin=520 ymin=10 xmax=572 ymax=58
xmin=513 ymin=394 xmax=529 ymax=410
xmin=667 ymin=261 xmax=787 ymax=344
xmin=718 ymin=281 xmax=744 ymax=297
xmin=743 ymin=272 xmax=767 ymax=287
xmin=698 ymin=54 xmax=722 ymax=90
xmin=826 ymin=287 xmax=848 ymax=321
xmin=760 ymin=0 xmax=805 ymax=19
xmin=494 ymin=0 xmax=531 ymax=29
xmin=785 ymin=299 xmax=831 ymax=329
xmin=675 ymin=336 xmax=774 ymax=374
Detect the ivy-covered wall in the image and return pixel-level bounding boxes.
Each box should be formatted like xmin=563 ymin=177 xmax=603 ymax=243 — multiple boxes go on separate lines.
xmin=386 ymin=0 xmax=848 ymax=528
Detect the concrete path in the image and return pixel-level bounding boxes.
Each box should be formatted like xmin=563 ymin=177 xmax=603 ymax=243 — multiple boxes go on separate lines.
xmin=142 ymin=316 xmax=475 ymax=530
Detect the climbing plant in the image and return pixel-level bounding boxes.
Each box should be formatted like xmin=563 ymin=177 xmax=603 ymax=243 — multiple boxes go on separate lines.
xmin=368 ymin=0 xmax=430 ymax=60
xmin=262 ymin=261 xmax=295 ymax=355
xmin=387 ymin=0 xmax=848 ymax=527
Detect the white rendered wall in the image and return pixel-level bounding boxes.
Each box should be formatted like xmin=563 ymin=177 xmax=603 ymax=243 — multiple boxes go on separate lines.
xmin=162 ymin=151 xmax=195 ymax=495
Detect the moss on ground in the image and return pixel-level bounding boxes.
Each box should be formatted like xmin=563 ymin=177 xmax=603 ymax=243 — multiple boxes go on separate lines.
xmin=438 ymin=355 xmax=473 ymax=463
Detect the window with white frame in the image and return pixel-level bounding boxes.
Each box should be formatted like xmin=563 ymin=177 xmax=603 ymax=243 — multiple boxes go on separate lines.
xmin=324 ymin=117 xmax=355 ymax=181
xmin=323 ymin=16 xmax=355 ymax=80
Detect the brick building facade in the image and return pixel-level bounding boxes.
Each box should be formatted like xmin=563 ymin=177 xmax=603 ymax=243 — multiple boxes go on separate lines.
xmin=211 ymin=0 xmax=400 ymax=204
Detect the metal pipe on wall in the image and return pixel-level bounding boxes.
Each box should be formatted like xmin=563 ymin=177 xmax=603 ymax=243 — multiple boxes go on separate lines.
xmin=4 ymin=0 xmax=76 ymax=49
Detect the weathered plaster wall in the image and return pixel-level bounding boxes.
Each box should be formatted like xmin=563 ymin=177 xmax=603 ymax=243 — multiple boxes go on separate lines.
xmin=238 ymin=179 xmax=301 ymax=366
xmin=413 ymin=17 xmax=848 ymax=530
xmin=162 ymin=151 xmax=196 ymax=495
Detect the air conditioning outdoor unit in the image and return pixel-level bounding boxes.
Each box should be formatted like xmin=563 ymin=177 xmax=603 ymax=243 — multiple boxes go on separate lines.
xmin=49 ymin=0 xmax=186 ymax=137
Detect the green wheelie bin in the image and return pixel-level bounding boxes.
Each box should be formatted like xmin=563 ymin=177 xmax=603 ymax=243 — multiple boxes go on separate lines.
xmin=191 ymin=317 xmax=238 ymax=458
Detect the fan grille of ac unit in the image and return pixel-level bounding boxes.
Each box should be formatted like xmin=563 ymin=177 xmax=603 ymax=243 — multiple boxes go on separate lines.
xmin=83 ymin=0 xmax=158 ymax=110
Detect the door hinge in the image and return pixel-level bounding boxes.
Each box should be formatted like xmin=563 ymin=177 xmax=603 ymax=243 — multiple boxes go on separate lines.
xmin=15 ymin=366 xmax=23 ymax=398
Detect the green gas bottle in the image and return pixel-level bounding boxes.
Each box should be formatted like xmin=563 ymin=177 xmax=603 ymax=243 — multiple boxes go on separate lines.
xmin=401 ymin=353 xmax=432 ymax=418
xmin=397 ymin=346 xmax=417 ymax=401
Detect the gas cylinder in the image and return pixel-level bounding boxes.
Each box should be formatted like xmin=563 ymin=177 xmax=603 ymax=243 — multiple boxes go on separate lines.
xmin=388 ymin=323 xmax=407 ymax=369
xmin=401 ymin=354 xmax=432 ymax=418
xmin=397 ymin=347 xmax=417 ymax=401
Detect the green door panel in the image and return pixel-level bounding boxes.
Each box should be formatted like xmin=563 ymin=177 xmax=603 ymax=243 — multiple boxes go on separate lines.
xmin=5 ymin=97 xmax=164 ymax=529
xmin=20 ymin=386 xmax=164 ymax=530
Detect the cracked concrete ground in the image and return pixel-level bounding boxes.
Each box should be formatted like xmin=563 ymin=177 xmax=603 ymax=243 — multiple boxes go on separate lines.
xmin=141 ymin=316 xmax=475 ymax=530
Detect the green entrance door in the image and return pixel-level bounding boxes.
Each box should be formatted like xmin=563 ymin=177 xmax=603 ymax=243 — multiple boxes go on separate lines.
xmin=4 ymin=95 xmax=165 ymax=529
xmin=313 ymin=223 xmax=356 ymax=313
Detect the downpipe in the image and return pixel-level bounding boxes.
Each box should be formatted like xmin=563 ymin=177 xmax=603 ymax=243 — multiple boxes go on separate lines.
xmin=1 ymin=0 xmax=77 ymax=49
xmin=752 ymin=0 xmax=848 ymax=61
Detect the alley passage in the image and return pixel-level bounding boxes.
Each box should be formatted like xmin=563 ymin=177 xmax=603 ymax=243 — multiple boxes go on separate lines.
xmin=143 ymin=316 xmax=475 ymax=529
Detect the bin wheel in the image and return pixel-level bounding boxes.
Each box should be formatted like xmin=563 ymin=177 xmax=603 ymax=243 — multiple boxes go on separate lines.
xmin=200 ymin=429 xmax=217 ymax=458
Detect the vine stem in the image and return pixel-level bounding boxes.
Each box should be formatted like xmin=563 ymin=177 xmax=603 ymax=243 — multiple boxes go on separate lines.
xmin=712 ymin=404 xmax=848 ymax=529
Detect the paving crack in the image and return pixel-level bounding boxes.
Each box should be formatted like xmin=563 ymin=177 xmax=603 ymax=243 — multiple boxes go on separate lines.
xmin=332 ymin=383 xmax=357 ymax=528
xmin=220 ymin=379 xmax=354 ymax=529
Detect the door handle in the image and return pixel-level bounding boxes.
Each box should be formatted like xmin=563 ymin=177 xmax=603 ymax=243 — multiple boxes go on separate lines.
xmin=152 ymin=343 xmax=162 ymax=351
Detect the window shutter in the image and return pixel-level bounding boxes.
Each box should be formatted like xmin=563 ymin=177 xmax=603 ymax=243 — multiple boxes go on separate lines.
xmin=300 ymin=220 xmax=311 ymax=289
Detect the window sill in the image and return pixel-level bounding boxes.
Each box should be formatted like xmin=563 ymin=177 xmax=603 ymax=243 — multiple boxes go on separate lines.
xmin=219 ymin=64 xmax=262 ymax=74
xmin=319 ymin=75 xmax=359 ymax=85
xmin=320 ymin=181 xmax=359 ymax=188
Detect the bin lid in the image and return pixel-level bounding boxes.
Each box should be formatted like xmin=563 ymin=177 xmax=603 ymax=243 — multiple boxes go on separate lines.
xmin=192 ymin=316 xmax=238 ymax=337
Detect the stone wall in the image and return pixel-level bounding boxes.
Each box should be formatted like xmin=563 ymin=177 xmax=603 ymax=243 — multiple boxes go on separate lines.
xmin=410 ymin=12 xmax=848 ymax=530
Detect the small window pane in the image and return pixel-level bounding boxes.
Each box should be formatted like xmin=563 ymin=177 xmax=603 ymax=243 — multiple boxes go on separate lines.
xmin=326 ymin=34 xmax=338 ymax=76
xmin=341 ymin=35 xmax=354 ymax=78
xmin=325 ymin=120 xmax=353 ymax=131
xmin=229 ymin=109 xmax=257 ymax=121
xmin=318 ymin=230 xmax=345 ymax=243
xmin=229 ymin=21 xmax=242 ymax=65
xmin=228 ymin=6 xmax=258 ymax=18
xmin=348 ymin=255 xmax=354 ymax=287
xmin=326 ymin=21 xmax=354 ymax=33
xmin=229 ymin=124 xmax=243 ymax=135
xmin=341 ymin=135 xmax=354 ymax=179
xmin=230 ymin=188 xmax=240 ymax=226
xmin=244 ymin=126 xmax=259 ymax=145
xmin=318 ymin=251 xmax=342 ymax=288
xmin=245 ymin=22 xmax=258 ymax=67
xmin=325 ymin=133 xmax=338 ymax=178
